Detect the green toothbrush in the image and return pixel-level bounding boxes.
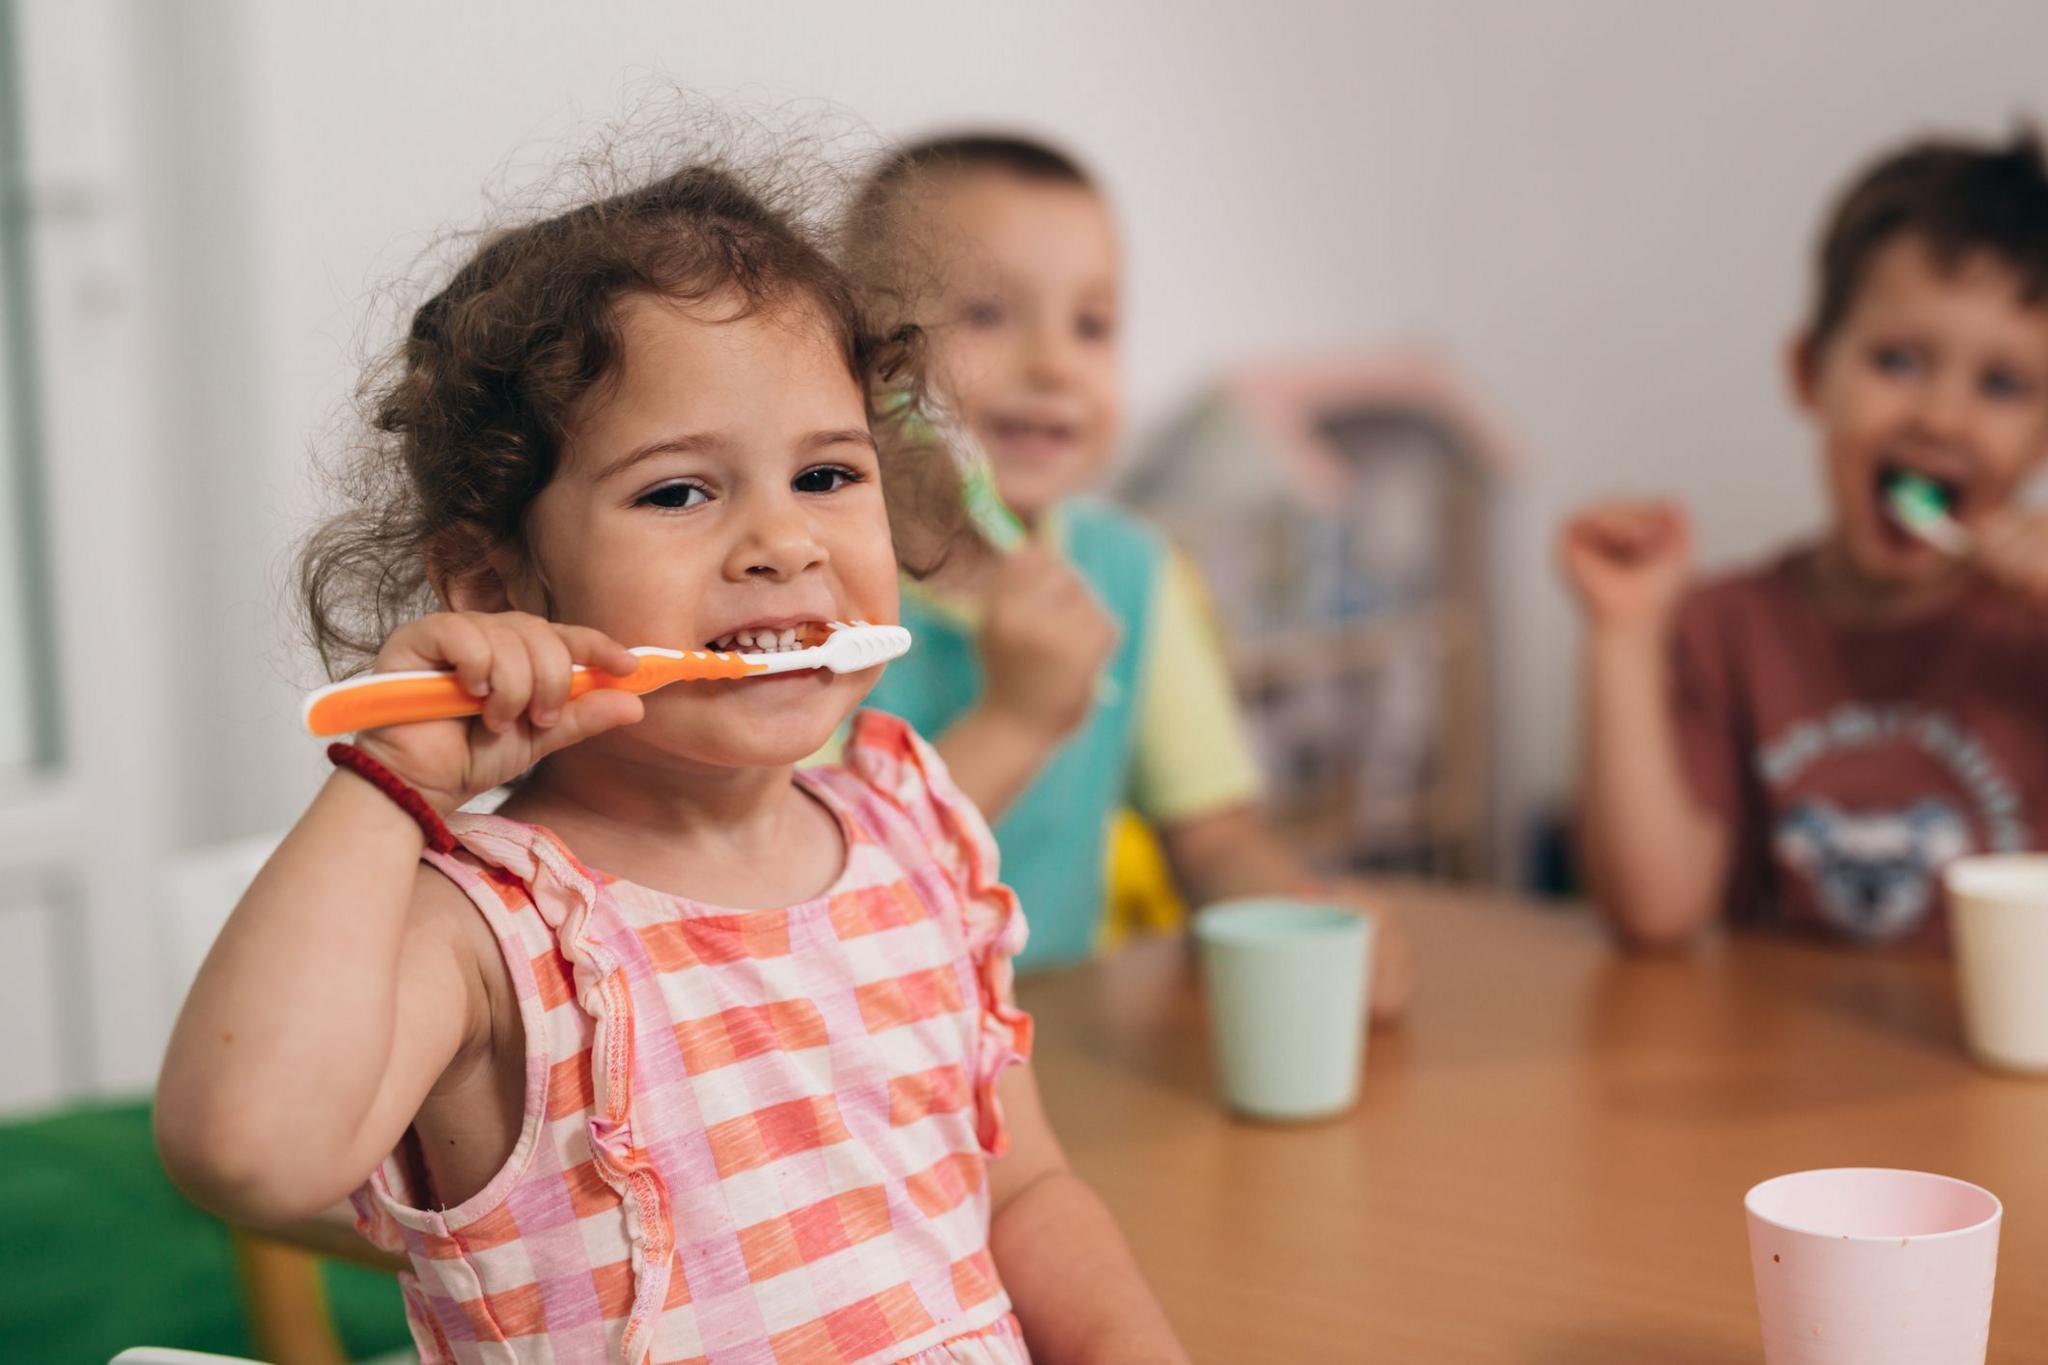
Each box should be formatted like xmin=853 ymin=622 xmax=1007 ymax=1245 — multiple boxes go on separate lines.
xmin=883 ymin=390 xmax=1028 ymax=552
xmin=1884 ymin=470 xmax=1971 ymax=556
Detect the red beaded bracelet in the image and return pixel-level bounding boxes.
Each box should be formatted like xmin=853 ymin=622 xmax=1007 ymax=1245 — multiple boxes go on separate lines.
xmin=327 ymin=742 xmax=459 ymax=853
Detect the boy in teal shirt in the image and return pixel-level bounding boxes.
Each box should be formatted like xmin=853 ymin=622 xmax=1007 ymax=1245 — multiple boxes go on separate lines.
xmin=845 ymin=134 xmax=1412 ymax=1014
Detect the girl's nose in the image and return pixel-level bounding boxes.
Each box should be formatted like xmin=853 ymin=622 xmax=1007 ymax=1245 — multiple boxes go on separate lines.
xmin=726 ymin=496 xmax=827 ymax=582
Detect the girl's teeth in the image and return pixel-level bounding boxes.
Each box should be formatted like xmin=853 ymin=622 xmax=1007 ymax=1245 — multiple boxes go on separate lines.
xmin=707 ymin=625 xmax=819 ymax=653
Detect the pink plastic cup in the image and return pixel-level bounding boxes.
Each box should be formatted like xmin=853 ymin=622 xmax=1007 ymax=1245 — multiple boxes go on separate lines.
xmin=1746 ymin=1168 xmax=2002 ymax=1364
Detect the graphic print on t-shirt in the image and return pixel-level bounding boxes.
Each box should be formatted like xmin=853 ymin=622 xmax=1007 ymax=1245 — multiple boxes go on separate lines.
xmin=1774 ymin=798 xmax=1973 ymax=940
xmin=1757 ymin=703 xmax=2027 ymax=941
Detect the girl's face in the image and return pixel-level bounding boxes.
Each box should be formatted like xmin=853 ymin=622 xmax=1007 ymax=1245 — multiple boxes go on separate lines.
xmin=508 ymin=293 xmax=900 ymax=769
xmin=919 ymin=170 xmax=1123 ymax=526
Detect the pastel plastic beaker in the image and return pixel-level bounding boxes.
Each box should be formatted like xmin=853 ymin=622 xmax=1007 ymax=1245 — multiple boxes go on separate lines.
xmin=1746 ymin=1167 xmax=2001 ymax=1364
xmin=1193 ymin=898 xmax=1374 ymax=1121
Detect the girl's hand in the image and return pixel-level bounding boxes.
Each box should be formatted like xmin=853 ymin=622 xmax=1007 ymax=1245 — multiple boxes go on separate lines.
xmin=1972 ymin=506 xmax=2048 ymax=609
xmin=348 ymin=611 xmax=645 ymax=812
xmin=979 ymin=544 xmax=1121 ymax=743
xmin=1558 ymin=499 xmax=1694 ymax=633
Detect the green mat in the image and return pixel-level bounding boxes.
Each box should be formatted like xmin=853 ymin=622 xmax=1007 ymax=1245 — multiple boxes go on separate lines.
xmin=0 ymin=1100 xmax=411 ymax=1364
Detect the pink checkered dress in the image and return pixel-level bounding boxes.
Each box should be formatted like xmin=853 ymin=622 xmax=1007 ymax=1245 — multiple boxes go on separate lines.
xmin=351 ymin=711 xmax=1034 ymax=1365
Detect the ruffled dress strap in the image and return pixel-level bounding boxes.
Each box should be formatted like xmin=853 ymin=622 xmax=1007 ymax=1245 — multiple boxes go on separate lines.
xmin=841 ymin=710 xmax=1034 ymax=1156
xmin=441 ymin=815 xmax=678 ymax=1365
xmin=349 ymin=814 xmax=678 ymax=1365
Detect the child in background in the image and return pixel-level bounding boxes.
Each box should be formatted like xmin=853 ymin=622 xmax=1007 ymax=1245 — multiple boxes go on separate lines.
xmin=156 ymin=154 xmax=1186 ymax=1364
xmin=1563 ymin=129 xmax=2048 ymax=950
xmin=842 ymin=134 xmax=1412 ymax=1012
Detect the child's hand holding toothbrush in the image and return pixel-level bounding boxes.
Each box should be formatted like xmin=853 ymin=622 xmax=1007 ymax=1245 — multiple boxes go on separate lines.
xmin=980 ymin=543 xmax=1121 ymax=744
xmin=1970 ymin=507 xmax=2048 ymax=608
xmin=936 ymin=543 xmax=1120 ymax=822
xmin=348 ymin=611 xmax=645 ymax=814
xmin=1884 ymin=471 xmax=2048 ymax=608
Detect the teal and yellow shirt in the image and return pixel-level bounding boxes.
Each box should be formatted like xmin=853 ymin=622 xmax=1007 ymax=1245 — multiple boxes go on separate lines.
xmin=850 ymin=499 xmax=1262 ymax=969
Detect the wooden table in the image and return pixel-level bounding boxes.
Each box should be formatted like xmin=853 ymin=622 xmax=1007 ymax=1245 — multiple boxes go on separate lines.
xmin=1017 ymin=886 xmax=2048 ymax=1362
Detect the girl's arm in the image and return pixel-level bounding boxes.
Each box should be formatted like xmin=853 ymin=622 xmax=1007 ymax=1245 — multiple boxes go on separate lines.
xmin=241 ymin=1200 xmax=414 ymax=1273
xmin=986 ymin=1064 xmax=1189 ymax=1364
xmin=156 ymin=611 xmax=643 ymax=1225
xmin=154 ymin=773 xmax=487 ymax=1225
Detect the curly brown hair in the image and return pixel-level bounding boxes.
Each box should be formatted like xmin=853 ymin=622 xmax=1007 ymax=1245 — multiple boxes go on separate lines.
xmin=298 ymin=159 xmax=960 ymax=680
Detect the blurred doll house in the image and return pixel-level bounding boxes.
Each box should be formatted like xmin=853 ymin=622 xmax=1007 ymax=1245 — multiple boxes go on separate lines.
xmin=1121 ymin=351 xmax=1512 ymax=882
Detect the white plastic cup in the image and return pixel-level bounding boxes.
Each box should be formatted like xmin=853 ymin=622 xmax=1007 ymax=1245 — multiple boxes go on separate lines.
xmin=1193 ymin=898 xmax=1374 ymax=1121
xmin=1746 ymin=1168 xmax=2001 ymax=1364
xmin=1946 ymin=854 xmax=2048 ymax=1072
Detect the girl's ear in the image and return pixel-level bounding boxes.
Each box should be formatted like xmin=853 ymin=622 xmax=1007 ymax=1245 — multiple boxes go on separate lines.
xmin=426 ymin=528 xmax=524 ymax=615
xmin=1786 ymin=331 xmax=1822 ymax=413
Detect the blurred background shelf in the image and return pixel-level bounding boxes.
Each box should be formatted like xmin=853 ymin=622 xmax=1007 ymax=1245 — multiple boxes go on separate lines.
xmin=1125 ymin=351 xmax=1511 ymax=882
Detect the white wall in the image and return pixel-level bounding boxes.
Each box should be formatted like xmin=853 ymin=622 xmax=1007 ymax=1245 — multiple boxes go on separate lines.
xmin=136 ymin=0 xmax=2048 ymax=869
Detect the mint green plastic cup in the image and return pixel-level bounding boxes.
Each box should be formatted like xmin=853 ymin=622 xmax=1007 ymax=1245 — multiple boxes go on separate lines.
xmin=1193 ymin=898 xmax=1375 ymax=1121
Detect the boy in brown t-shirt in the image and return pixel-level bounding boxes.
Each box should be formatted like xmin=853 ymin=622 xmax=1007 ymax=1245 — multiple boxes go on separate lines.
xmin=1561 ymin=129 xmax=2048 ymax=949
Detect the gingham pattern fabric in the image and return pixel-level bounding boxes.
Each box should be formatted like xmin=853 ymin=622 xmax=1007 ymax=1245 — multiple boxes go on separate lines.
xmin=350 ymin=711 xmax=1034 ymax=1365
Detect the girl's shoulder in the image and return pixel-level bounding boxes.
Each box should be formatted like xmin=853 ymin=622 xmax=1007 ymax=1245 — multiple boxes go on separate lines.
xmin=816 ymin=710 xmax=1027 ymax=964
xmin=816 ymin=710 xmax=990 ymax=855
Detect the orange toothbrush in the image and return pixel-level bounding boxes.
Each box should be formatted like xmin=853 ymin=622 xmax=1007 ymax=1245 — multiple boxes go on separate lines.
xmin=302 ymin=621 xmax=910 ymax=738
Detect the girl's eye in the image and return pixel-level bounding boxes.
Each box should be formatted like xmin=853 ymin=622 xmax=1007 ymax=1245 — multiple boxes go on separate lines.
xmin=1872 ymin=343 xmax=1923 ymax=376
xmin=1982 ymin=367 xmax=2036 ymax=402
xmin=1077 ymin=312 xmax=1115 ymax=343
xmin=793 ymin=464 xmax=862 ymax=495
xmin=637 ymin=480 xmax=709 ymax=510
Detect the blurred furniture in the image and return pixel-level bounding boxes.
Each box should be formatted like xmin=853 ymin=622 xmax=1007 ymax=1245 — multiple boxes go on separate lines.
xmin=1121 ymin=351 xmax=1513 ymax=880
xmin=228 ymin=1230 xmax=356 ymax=1365
xmin=0 ymin=1099 xmax=410 ymax=1363
xmin=1021 ymin=889 xmax=2048 ymax=1360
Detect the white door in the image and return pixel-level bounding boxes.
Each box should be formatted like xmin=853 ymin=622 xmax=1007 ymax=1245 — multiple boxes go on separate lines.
xmin=0 ymin=0 xmax=178 ymax=1113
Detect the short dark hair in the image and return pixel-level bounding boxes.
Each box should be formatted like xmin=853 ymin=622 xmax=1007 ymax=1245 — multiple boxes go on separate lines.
xmin=840 ymin=133 xmax=1099 ymax=332
xmin=864 ymin=132 xmax=1093 ymax=194
xmin=1810 ymin=125 xmax=2048 ymax=348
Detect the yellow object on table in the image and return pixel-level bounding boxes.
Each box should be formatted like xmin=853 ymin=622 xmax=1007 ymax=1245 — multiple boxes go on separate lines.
xmin=1101 ymin=809 xmax=1187 ymax=950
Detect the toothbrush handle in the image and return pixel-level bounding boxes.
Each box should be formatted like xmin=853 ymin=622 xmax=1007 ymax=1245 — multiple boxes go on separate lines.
xmin=304 ymin=666 xmax=616 ymax=737
xmin=305 ymin=651 xmax=771 ymax=737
